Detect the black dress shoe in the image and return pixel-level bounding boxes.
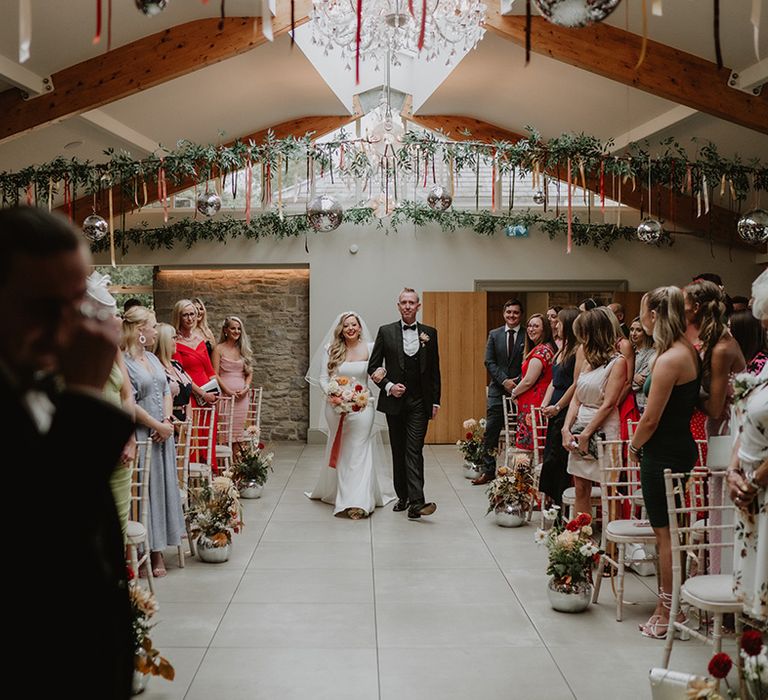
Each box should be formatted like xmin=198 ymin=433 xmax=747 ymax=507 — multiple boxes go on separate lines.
xmin=407 ymin=502 xmax=437 ymax=520
xmin=393 ymin=499 xmax=408 ymax=512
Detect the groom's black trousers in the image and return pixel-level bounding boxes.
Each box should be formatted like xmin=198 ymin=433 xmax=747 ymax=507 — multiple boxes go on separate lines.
xmin=386 ymin=395 xmax=429 ymax=506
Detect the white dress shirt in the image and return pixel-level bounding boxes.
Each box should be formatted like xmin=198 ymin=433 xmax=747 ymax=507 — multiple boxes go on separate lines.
xmin=402 ymin=321 xmax=419 ymax=357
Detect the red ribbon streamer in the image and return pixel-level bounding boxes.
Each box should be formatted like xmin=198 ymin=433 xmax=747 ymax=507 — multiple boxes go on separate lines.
xmin=408 ymin=0 xmax=414 ymax=16
xmin=355 ymin=0 xmax=363 ymax=84
xmin=328 ymin=413 xmax=346 ymax=468
xmin=418 ymin=0 xmax=427 ymax=50
xmin=107 ymin=0 xmax=112 ymax=51
xmin=245 ymin=157 xmax=252 ymax=224
xmin=599 ymin=160 xmax=605 ymax=213
xmin=158 ymin=165 xmax=168 ymax=223
xmin=93 ymin=0 xmax=102 ymax=45
xmin=64 ymin=178 xmax=72 ymax=221
xmin=567 ymin=158 xmax=573 ymax=254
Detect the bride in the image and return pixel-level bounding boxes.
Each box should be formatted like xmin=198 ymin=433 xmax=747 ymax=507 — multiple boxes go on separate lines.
xmin=305 ymin=312 xmax=396 ymax=519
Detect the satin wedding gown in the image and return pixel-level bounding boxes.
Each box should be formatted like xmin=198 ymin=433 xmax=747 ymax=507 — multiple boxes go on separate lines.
xmin=306 ymin=346 xmax=396 ymax=515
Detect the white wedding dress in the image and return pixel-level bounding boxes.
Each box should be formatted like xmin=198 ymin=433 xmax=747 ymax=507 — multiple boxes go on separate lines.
xmin=305 ymin=344 xmax=396 ymax=515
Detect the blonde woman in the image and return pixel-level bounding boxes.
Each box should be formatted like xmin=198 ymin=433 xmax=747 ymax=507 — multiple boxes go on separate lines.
xmin=629 ymin=316 xmax=655 ymax=413
xmin=628 ymin=287 xmax=700 ymax=638
xmin=562 ymin=308 xmax=626 ymax=518
xmin=193 ymin=297 xmax=216 ymax=358
xmin=305 ymin=312 xmax=395 ymax=519
xmin=155 ymin=323 xmax=194 ymax=422
xmin=212 ymin=316 xmax=253 ymax=449
xmin=122 ymin=306 xmax=185 ymax=577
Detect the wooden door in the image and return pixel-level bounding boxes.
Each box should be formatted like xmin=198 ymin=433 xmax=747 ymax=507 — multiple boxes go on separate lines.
xmin=422 ymin=291 xmax=488 ymax=444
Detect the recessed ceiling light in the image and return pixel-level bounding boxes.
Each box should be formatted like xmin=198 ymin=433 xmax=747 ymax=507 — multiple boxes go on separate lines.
xmin=64 ymin=140 xmax=83 ymax=150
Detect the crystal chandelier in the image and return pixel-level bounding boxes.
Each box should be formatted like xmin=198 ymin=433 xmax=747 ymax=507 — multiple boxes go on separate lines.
xmin=311 ymin=0 xmax=487 ymax=72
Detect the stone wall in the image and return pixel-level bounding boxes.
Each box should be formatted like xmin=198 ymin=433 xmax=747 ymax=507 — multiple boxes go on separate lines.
xmin=154 ymin=268 xmax=309 ymax=441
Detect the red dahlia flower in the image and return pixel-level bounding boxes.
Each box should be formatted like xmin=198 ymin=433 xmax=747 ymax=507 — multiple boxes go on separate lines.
xmin=707 ymin=652 xmax=733 ymax=679
xmin=741 ymin=629 xmax=764 ymax=656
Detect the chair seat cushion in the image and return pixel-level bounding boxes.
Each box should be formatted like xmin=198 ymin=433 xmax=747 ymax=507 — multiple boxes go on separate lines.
xmin=562 ymin=486 xmax=601 ymax=503
xmin=682 ymin=574 xmax=739 ymax=607
xmin=217 ymin=446 xmax=232 ymax=457
xmin=126 ymin=520 xmax=145 ymax=541
xmin=606 ymin=519 xmax=655 ymax=539
xmin=189 ymin=463 xmax=211 ymax=475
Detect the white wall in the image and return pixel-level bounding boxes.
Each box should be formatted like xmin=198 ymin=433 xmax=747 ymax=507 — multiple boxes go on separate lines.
xmin=95 ymin=213 xmax=764 ymax=431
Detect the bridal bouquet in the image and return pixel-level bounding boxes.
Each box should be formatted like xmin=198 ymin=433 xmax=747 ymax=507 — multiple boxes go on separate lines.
xmin=326 ymin=375 xmax=370 ymax=414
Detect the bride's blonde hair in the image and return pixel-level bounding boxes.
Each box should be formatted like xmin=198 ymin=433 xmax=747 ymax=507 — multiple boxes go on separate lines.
xmin=327 ymin=313 xmax=362 ymax=376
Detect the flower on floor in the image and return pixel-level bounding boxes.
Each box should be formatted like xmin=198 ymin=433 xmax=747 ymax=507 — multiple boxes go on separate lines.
xmin=537 ymin=512 xmax=602 ymax=593
xmin=699 ymin=631 xmax=767 ymax=699
xmin=457 ymin=417 xmax=491 ymax=464
xmin=188 ymin=477 xmax=243 ymax=546
xmin=534 ymin=528 xmax=548 ymax=544
xmin=231 ymin=441 xmax=274 ymax=487
xmin=130 ymin=582 xmax=174 ymax=681
xmin=485 ymin=456 xmax=536 ymax=515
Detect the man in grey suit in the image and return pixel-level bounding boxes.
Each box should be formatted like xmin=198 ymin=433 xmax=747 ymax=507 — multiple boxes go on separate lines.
xmin=472 ymin=299 xmax=525 ymax=485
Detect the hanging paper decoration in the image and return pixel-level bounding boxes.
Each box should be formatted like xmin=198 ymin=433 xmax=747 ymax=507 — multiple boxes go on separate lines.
xmin=637 ymin=217 xmax=663 ymax=243
xmin=135 ymin=0 xmax=168 ymax=16
xmin=83 ymin=213 xmax=109 ymax=242
xmin=737 ymin=208 xmax=768 ymax=244
xmin=713 ymin=0 xmax=723 ymax=70
xmin=196 ymin=191 xmax=222 ymax=216
xmin=427 ymin=185 xmax=452 ymax=212
xmin=307 ymin=194 xmax=343 ymax=231
xmin=533 ymin=0 xmax=622 ymax=28
xmin=19 ymin=0 xmax=32 ymax=63
xmin=751 ymin=0 xmax=762 ymax=61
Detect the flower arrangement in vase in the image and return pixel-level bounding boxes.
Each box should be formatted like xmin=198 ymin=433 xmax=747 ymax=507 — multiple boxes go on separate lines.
xmin=128 ymin=569 xmax=174 ymax=694
xmin=692 ymin=629 xmax=768 ymax=698
xmin=457 ymin=418 xmax=490 ymax=477
xmin=485 ymin=455 xmax=536 ymax=527
xmin=231 ymin=440 xmax=273 ymax=498
xmin=535 ymin=509 xmax=601 ymax=612
xmin=188 ymin=476 xmax=242 ymax=562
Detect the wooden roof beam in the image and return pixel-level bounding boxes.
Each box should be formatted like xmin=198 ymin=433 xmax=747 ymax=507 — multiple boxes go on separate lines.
xmin=484 ymin=10 xmax=768 ymax=135
xmin=407 ymin=113 xmax=754 ymax=250
xmin=0 ymin=0 xmax=315 ymax=144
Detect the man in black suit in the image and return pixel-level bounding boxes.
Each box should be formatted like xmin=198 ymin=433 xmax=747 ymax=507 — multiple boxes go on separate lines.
xmin=608 ymin=303 xmax=630 ymax=338
xmin=472 ymin=299 xmax=525 ymax=485
xmin=368 ymin=288 xmax=441 ymax=519
xmin=0 ymin=207 xmax=135 ymax=698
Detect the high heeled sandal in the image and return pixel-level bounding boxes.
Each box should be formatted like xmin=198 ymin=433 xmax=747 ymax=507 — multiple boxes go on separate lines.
xmin=640 ymin=593 xmax=690 ymax=640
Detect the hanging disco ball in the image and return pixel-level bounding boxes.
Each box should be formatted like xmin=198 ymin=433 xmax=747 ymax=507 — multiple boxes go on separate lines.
xmin=533 ymin=190 xmax=546 ymax=205
xmin=135 ymin=0 xmax=169 ymax=16
xmin=427 ymin=185 xmax=452 ymax=212
xmin=737 ymin=208 xmax=768 ymax=244
xmin=533 ymin=0 xmax=622 ymax=28
xmin=83 ymin=214 xmax=109 ymax=242
xmin=307 ymin=195 xmax=343 ymax=232
xmin=196 ymin=191 xmax=222 ymax=217
xmin=637 ymin=217 xmax=663 ymax=244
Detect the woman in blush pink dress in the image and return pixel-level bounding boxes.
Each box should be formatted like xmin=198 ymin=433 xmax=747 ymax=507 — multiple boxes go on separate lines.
xmin=212 ymin=316 xmax=253 ymax=453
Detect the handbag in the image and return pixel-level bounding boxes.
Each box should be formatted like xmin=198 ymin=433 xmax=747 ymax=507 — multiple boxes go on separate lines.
xmin=569 ymin=426 xmax=605 ymax=460
xmin=648 ymin=668 xmax=709 ymax=700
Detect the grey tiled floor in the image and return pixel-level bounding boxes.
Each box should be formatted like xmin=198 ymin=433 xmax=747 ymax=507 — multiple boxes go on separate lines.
xmin=143 ymin=443 xmax=728 ymax=699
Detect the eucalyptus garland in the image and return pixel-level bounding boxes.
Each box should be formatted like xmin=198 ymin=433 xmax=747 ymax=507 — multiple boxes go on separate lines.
xmin=1 ymin=128 xmax=765 ymax=206
xmin=90 ymin=202 xmax=666 ymax=255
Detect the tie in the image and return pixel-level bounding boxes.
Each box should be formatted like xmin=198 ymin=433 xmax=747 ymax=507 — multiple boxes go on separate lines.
xmin=403 ymin=324 xmax=417 ymax=331
xmin=507 ymin=329 xmax=515 ymax=360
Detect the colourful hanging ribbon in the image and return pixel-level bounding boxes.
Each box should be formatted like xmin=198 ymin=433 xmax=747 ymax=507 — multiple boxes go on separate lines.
xmin=19 ymin=0 xmax=31 ymax=63
xmin=355 ymin=0 xmax=362 ymax=84
xmin=752 ymin=0 xmax=762 ymax=61
xmin=418 ymin=0 xmax=427 ymax=50
xmin=245 ymin=156 xmax=253 ymax=224
xmin=108 ymin=183 xmax=116 ymax=267
xmin=566 ymin=158 xmax=573 ymax=254
xmin=635 ymin=0 xmax=648 ymax=69
xmin=93 ymin=0 xmax=102 ymax=45
xmin=714 ymin=0 xmax=723 ymax=70
xmin=599 ymin=160 xmax=605 ymax=213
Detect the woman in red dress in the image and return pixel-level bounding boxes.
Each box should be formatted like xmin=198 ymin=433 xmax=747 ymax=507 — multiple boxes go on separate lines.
xmin=512 ymin=314 xmax=557 ymax=451
xmin=172 ymin=299 xmax=219 ymax=469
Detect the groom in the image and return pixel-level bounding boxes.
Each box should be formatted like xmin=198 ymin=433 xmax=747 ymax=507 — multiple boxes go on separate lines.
xmin=368 ymin=288 xmax=441 ymax=520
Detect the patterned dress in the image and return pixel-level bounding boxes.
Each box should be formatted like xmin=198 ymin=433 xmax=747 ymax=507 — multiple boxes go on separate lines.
xmin=515 ymin=343 xmax=555 ymax=451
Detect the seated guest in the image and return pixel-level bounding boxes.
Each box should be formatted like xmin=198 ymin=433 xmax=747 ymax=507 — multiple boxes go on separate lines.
xmin=629 ymin=316 xmax=655 ymax=414
xmin=730 ymin=309 xmax=767 ymax=376
xmin=539 ymin=308 xmax=581 ymax=509
xmin=563 ymin=309 xmax=626 ymax=517
xmin=155 ymin=323 xmax=194 ymax=422
xmin=511 ymin=314 xmax=557 ymax=451
xmin=629 ymin=287 xmax=700 ymax=639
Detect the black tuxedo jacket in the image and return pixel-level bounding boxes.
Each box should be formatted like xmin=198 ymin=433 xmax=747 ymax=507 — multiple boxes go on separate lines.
xmin=368 ymin=321 xmax=441 ymax=415
xmin=485 ymin=324 xmax=525 ymax=400
xmin=5 ymin=374 xmax=136 ymax=699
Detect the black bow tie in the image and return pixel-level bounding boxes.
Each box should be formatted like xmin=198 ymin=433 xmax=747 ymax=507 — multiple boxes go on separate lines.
xmin=403 ymin=324 xmax=417 ymax=331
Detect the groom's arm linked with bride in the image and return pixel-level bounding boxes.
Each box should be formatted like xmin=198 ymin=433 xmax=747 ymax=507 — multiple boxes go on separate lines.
xmin=367 ymin=293 xmax=441 ymax=520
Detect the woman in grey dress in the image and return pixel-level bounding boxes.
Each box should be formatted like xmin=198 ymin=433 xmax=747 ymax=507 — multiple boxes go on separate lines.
xmin=122 ymin=306 xmax=185 ymax=577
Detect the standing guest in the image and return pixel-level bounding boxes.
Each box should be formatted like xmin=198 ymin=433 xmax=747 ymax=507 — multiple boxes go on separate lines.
xmin=472 ymin=299 xmax=525 ymax=485
xmin=579 ymin=297 xmax=599 ymax=313
xmin=547 ymin=306 xmax=563 ymax=348
xmin=731 ymin=296 xmax=750 ymax=313
xmin=685 ymin=280 xmax=746 ymax=437
xmin=172 ymin=299 xmax=219 ymax=468
xmin=193 ymin=297 xmax=216 ymax=358
xmin=155 ymin=323 xmax=194 ymax=422
xmin=730 ymin=309 xmax=767 ymax=376
xmin=727 ymin=271 xmax=768 ymax=623
xmin=628 ymin=287 xmax=700 ymax=639
xmin=512 ymin=314 xmax=557 ymax=451
xmin=608 ymin=302 xmax=630 ymax=338
xmin=691 ymin=273 xmax=733 ymax=316
xmin=123 ymin=298 xmax=142 ymax=314
xmin=122 ymin=307 xmax=185 ymax=578
xmin=563 ymin=309 xmax=626 ymax=517
xmin=539 ymin=308 xmax=581 ymax=508
xmin=601 ymin=306 xmax=638 ymax=442
xmin=629 ymin=316 xmax=656 ymax=414
xmin=212 ymin=316 xmax=254 ymax=451
xmin=0 ymin=207 xmax=134 ymax=699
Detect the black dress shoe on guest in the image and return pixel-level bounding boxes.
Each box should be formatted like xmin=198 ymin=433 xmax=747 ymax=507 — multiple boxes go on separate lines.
xmin=393 ymin=499 xmax=408 ymax=512
xmin=407 ymin=502 xmax=437 ymax=520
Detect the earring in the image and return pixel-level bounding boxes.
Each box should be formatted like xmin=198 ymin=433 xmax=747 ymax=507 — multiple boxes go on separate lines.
xmin=139 ymin=334 xmax=147 ymax=345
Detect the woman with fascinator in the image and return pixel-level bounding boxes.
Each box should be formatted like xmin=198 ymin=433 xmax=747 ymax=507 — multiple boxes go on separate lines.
xmin=305 ymin=312 xmax=396 ymax=519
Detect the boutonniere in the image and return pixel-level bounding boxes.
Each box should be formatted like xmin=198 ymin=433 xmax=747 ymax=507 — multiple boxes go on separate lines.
xmin=419 ymin=332 xmax=430 ymax=347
